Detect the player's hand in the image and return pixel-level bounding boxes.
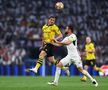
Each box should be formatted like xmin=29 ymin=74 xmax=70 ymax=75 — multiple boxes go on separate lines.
xmin=51 ymin=38 xmax=57 ymax=42
xmin=54 ymin=39 xmax=59 ymax=43
xmin=85 ymin=50 xmax=93 ymax=53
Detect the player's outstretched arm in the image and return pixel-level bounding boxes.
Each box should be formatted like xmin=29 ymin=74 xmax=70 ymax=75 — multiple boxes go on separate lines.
xmin=52 ymin=42 xmax=62 ymax=46
xmin=52 ymin=39 xmax=72 ymax=46
xmin=58 ymin=40 xmax=72 ymax=45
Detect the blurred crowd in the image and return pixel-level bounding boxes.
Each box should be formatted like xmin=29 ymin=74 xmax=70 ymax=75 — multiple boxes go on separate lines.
xmin=0 ymin=0 xmax=108 ymax=65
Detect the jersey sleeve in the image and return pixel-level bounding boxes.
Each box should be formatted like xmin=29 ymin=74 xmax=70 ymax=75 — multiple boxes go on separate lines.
xmin=68 ymin=35 xmax=76 ymax=42
xmin=90 ymin=43 xmax=95 ymax=50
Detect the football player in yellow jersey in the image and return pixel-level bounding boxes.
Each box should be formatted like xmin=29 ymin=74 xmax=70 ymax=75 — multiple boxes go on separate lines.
xmin=81 ymin=36 xmax=105 ymax=81
xmin=25 ymin=16 xmax=70 ymax=75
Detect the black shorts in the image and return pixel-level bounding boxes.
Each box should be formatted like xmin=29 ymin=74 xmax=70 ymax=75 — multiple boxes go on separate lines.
xmin=84 ymin=59 xmax=96 ymax=67
xmin=41 ymin=43 xmax=54 ymax=57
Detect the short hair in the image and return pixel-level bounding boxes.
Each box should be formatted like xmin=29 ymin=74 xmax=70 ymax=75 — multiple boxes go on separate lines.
xmin=48 ymin=16 xmax=55 ymax=19
xmin=68 ymin=25 xmax=73 ymax=32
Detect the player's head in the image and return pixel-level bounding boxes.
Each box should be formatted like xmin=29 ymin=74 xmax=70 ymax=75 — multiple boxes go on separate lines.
xmin=48 ymin=16 xmax=56 ymax=25
xmin=65 ymin=25 xmax=73 ymax=35
xmin=86 ymin=36 xmax=91 ymax=44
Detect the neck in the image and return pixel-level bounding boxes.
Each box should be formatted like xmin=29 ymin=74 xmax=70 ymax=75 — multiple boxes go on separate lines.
xmin=47 ymin=23 xmax=54 ymax=26
xmin=87 ymin=42 xmax=91 ymax=44
xmin=67 ymin=32 xmax=72 ymax=36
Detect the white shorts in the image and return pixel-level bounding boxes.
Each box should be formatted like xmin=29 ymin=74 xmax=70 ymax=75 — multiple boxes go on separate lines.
xmin=60 ymin=55 xmax=82 ymax=68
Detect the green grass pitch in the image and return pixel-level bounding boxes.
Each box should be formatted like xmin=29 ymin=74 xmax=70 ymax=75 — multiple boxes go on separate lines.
xmin=0 ymin=76 xmax=108 ymax=90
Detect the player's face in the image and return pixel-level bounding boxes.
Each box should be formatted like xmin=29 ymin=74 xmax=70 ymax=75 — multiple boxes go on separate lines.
xmin=48 ymin=18 xmax=55 ymax=25
xmin=86 ymin=37 xmax=91 ymax=44
xmin=64 ymin=26 xmax=69 ymax=35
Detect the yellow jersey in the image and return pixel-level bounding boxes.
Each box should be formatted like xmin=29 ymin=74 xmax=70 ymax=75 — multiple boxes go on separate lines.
xmin=42 ymin=24 xmax=61 ymax=43
xmin=85 ymin=42 xmax=96 ymax=60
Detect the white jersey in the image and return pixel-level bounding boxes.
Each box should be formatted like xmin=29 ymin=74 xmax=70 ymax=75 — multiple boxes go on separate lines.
xmin=61 ymin=33 xmax=82 ymax=68
xmin=62 ymin=33 xmax=80 ymax=58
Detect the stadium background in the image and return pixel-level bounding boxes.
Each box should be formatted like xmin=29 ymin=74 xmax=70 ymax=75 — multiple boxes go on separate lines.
xmin=0 ymin=0 xmax=108 ymax=76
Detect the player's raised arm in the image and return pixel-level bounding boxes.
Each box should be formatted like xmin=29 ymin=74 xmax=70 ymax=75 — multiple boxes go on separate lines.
xmin=52 ymin=40 xmax=71 ymax=46
xmin=51 ymin=39 xmax=62 ymax=46
xmin=57 ymin=38 xmax=73 ymax=45
xmin=52 ymin=37 xmax=72 ymax=46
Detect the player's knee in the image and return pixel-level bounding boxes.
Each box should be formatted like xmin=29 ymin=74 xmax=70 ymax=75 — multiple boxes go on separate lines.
xmin=57 ymin=62 xmax=63 ymax=68
xmin=84 ymin=65 xmax=88 ymax=70
xmin=93 ymin=66 xmax=98 ymax=71
xmin=78 ymin=67 xmax=83 ymax=72
xmin=39 ymin=51 xmax=46 ymax=58
xmin=38 ymin=56 xmax=44 ymax=61
xmin=78 ymin=67 xmax=87 ymax=74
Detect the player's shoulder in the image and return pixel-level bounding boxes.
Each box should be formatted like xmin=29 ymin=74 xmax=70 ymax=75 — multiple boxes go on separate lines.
xmin=86 ymin=42 xmax=94 ymax=47
xmin=42 ymin=24 xmax=47 ymax=28
xmin=52 ymin=24 xmax=60 ymax=31
xmin=66 ymin=34 xmax=77 ymax=41
xmin=52 ymin=24 xmax=59 ymax=28
xmin=53 ymin=24 xmax=58 ymax=27
xmin=69 ymin=33 xmax=77 ymax=38
xmin=90 ymin=42 xmax=94 ymax=46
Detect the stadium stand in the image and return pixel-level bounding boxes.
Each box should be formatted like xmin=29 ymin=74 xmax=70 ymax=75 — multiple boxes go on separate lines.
xmin=0 ymin=0 xmax=108 ymax=66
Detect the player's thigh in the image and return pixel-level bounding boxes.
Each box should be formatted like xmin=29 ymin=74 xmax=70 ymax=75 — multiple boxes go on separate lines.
xmin=60 ymin=55 xmax=71 ymax=66
xmin=74 ymin=58 xmax=83 ymax=68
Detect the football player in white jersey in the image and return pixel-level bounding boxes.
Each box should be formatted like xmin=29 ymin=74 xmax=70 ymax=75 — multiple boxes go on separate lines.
xmin=48 ymin=25 xmax=98 ymax=87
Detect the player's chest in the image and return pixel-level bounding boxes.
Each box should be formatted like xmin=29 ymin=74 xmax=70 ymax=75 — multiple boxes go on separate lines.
xmin=43 ymin=26 xmax=55 ymax=33
xmin=86 ymin=45 xmax=92 ymax=50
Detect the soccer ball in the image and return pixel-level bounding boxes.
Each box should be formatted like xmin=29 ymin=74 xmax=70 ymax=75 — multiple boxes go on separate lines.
xmin=55 ymin=2 xmax=64 ymax=10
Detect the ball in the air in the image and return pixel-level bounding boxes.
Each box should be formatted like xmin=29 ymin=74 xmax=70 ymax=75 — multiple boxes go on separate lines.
xmin=55 ymin=2 xmax=64 ymax=10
